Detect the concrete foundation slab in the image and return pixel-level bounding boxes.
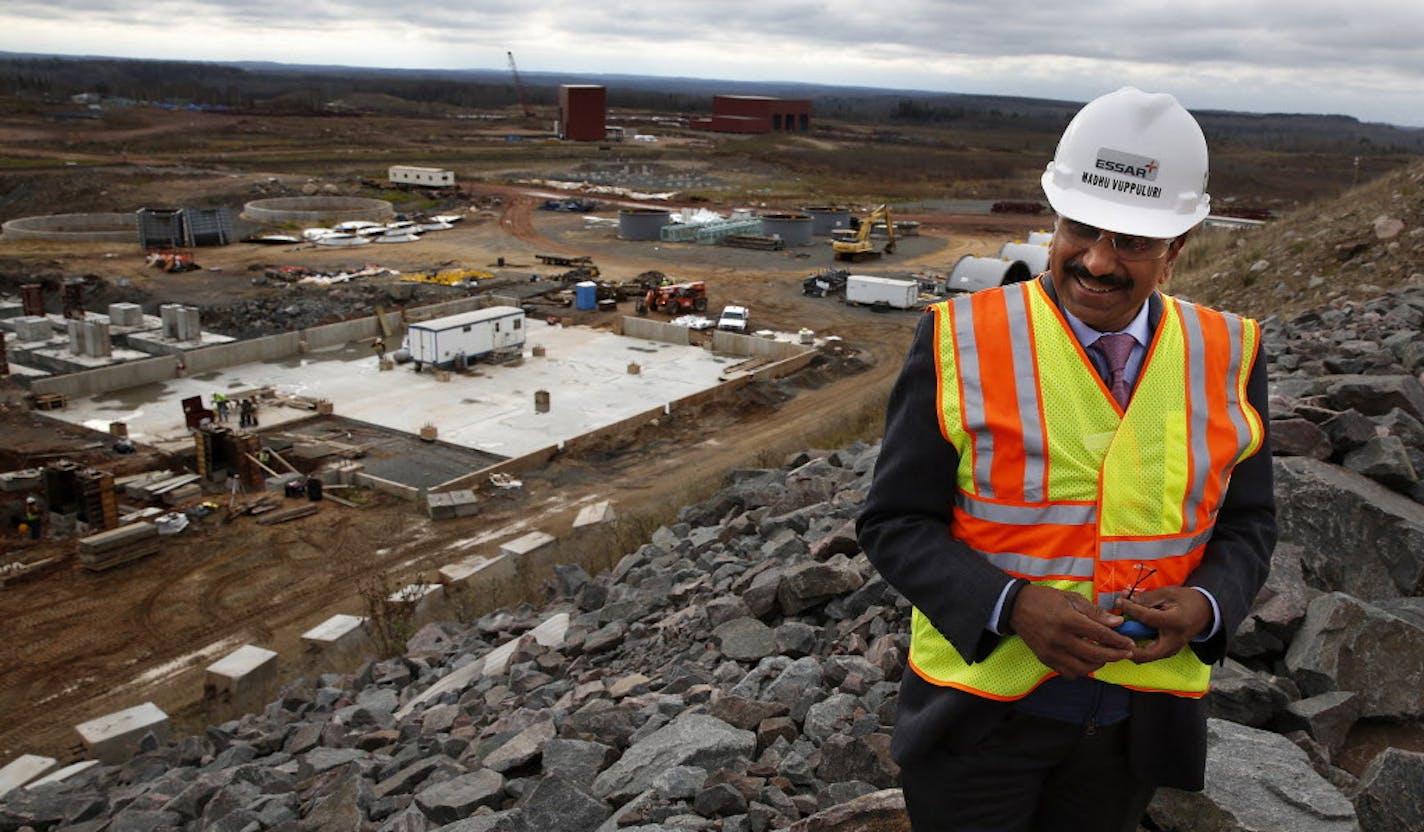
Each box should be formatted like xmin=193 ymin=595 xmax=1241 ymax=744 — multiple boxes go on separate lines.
xmin=0 ymin=754 xmax=58 ymax=798
xmin=0 ymin=300 xmax=23 ymax=320
xmin=500 ymin=530 xmax=556 ymax=558
xmin=204 ymin=644 xmax=279 ymax=706
xmin=573 ymin=500 xmax=617 ymax=529
xmin=74 ymin=702 xmax=170 ymax=765
xmin=26 ymin=760 xmax=100 ymax=790
xmin=47 ymin=325 xmax=735 ymax=460
xmin=301 ymin=614 xmax=370 ymax=654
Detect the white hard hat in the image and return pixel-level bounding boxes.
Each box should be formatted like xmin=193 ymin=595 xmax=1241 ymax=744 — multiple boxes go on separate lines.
xmin=1041 ymin=87 xmax=1210 ymax=239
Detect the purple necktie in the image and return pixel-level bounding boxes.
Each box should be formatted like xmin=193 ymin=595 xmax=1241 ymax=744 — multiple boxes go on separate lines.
xmin=1094 ymin=333 xmax=1137 ymax=408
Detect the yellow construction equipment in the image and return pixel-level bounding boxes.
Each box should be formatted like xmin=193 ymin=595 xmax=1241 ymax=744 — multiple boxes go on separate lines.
xmin=401 ymin=267 xmax=493 ymax=287
xmin=832 ymin=205 xmax=897 ymax=262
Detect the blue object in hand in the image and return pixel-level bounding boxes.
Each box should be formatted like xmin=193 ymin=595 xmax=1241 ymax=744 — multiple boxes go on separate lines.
xmin=1114 ymin=619 xmax=1157 ymax=640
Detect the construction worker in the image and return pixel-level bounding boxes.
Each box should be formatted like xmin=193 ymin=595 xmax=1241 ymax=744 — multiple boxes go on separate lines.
xmin=213 ymin=392 xmax=229 ymax=423
xmin=23 ymin=496 xmax=42 ymax=540
xmin=238 ymin=398 xmax=253 ymax=428
xmin=858 ymin=88 xmax=1275 ymax=830
xmin=372 ymin=336 xmax=386 ymax=360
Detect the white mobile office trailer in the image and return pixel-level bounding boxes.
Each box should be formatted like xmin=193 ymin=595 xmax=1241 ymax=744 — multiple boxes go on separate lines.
xmin=405 ymin=306 xmax=525 ymax=368
xmin=845 ymin=275 xmax=919 ymax=309
xmin=388 ymin=166 xmax=456 ymax=188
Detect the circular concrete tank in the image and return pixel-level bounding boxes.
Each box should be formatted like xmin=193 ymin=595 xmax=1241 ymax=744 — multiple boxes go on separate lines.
xmin=997 ymin=242 xmax=1050 ymax=275
xmin=759 ymin=213 xmax=814 ymax=247
xmin=618 ymin=208 xmax=672 ymax=241
xmin=242 ymin=196 xmax=393 ymax=225
xmin=1 ymin=213 xmax=137 ymax=243
xmin=946 ymin=256 xmax=1034 ymax=294
xmin=1027 ymin=230 xmax=1054 ymax=246
xmin=804 ymin=206 xmax=852 ymax=236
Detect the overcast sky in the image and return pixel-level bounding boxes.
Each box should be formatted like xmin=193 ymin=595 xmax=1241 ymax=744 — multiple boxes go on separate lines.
xmin=4 ymin=1 xmax=1422 ymax=127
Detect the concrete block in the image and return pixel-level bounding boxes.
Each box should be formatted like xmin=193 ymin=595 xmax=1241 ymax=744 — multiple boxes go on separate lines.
xmin=0 ymin=468 xmax=44 ymax=492
xmin=387 ymin=583 xmax=443 ymax=618
xmin=26 ymin=760 xmax=100 ymax=790
xmin=11 ymin=316 xmax=52 ymax=342
xmin=449 ymin=489 xmax=479 ymax=517
xmin=0 ymin=300 xmax=23 ymax=320
xmin=573 ymin=500 xmax=617 ymax=529
xmin=74 ymin=702 xmax=170 ymax=765
xmin=108 ymin=302 xmax=144 ymax=327
xmin=0 ymin=754 xmax=58 ymax=798
xmin=499 ymin=530 xmax=556 ymax=558
xmin=438 ymin=554 xmax=498 ymax=588
xmin=427 ymin=491 xmax=457 ymax=520
xmin=484 ymin=612 xmax=571 ymax=677
xmin=204 ymin=644 xmax=279 ymax=706
xmin=301 ymin=614 xmax=369 ymax=654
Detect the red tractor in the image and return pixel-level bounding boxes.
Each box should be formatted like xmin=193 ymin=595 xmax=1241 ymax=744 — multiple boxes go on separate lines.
xmin=637 ymin=281 xmax=708 ymax=315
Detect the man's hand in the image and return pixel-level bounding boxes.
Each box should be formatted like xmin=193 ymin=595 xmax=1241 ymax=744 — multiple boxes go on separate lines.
xmin=1118 ymin=587 xmax=1213 ymax=663
xmin=1009 ymin=585 xmax=1135 ymax=679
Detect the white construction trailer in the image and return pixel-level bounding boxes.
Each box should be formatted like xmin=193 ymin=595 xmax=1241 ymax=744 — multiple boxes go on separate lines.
xmin=845 ymin=275 xmax=919 ymax=309
xmin=404 ymin=306 xmax=525 ymax=368
xmin=388 ymin=165 xmax=456 ymax=188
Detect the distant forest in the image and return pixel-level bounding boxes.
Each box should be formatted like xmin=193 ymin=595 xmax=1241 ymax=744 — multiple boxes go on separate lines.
xmin=3 ymin=53 xmax=1423 ymax=155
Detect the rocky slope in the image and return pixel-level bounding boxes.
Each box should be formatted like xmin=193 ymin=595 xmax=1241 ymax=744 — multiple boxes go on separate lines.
xmin=1173 ymin=158 xmax=1424 ymax=320
xmin=5 ymin=164 xmax=1424 ymax=831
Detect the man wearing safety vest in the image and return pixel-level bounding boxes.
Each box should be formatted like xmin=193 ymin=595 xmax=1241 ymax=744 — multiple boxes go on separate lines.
xmin=858 ymin=87 xmax=1276 ymax=831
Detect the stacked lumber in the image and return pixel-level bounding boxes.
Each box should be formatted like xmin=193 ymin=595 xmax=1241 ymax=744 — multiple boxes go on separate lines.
xmin=127 ymin=473 xmax=201 ymax=502
xmin=77 ymin=523 xmax=160 ymax=571
xmin=255 ymin=504 xmax=318 ymax=526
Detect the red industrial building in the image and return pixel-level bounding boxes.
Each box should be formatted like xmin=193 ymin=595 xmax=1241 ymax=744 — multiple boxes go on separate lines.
xmin=690 ymin=95 xmax=811 ymax=134
xmin=559 ymin=85 xmax=606 ymax=141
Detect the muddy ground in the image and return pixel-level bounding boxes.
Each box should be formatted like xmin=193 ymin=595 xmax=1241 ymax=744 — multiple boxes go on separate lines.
xmin=0 ymin=158 xmax=1041 ymax=760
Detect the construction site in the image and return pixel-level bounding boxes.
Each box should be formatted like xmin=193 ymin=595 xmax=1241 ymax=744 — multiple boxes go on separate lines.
xmin=0 ymin=84 xmax=1177 ymax=770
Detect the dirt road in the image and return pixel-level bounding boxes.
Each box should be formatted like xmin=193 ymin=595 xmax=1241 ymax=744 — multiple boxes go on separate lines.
xmin=0 ymin=186 xmax=1036 ymax=761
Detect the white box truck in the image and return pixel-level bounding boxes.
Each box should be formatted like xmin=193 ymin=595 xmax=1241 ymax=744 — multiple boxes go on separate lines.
xmin=404 ymin=306 xmax=525 ymax=369
xmin=845 ymin=275 xmax=919 ymax=309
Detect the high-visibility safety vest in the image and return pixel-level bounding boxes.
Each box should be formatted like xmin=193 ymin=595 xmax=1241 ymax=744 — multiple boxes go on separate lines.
xmin=909 ymin=278 xmax=1264 ymax=699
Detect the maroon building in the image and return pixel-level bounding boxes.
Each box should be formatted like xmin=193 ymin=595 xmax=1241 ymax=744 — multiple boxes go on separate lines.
xmin=690 ymin=95 xmax=811 ymax=134
xmin=559 ymin=85 xmax=606 ymax=141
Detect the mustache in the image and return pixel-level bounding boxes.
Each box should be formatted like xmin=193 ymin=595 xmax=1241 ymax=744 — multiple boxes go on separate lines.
xmin=1065 ymin=259 xmax=1130 ymax=289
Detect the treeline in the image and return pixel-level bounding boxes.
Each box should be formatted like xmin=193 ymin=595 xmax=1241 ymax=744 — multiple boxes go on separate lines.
xmin=2 ymin=53 xmax=1421 ymax=156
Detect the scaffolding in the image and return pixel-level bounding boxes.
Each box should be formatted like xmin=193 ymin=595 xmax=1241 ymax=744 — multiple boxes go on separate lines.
xmin=659 ymin=217 xmax=763 ymax=245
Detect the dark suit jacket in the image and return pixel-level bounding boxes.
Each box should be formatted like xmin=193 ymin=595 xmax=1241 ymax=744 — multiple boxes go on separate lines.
xmin=856 ymin=277 xmax=1277 ymax=790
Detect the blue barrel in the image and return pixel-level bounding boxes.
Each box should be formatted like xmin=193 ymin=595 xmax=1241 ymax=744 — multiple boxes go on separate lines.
xmin=574 ymin=281 xmax=597 ymax=311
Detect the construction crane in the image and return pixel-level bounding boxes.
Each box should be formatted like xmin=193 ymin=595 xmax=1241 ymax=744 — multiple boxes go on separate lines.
xmin=507 ymin=51 xmax=536 ymax=118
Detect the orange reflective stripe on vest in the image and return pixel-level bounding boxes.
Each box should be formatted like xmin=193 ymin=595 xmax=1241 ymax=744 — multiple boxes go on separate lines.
xmin=914 ymin=278 xmax=1263 ymax=699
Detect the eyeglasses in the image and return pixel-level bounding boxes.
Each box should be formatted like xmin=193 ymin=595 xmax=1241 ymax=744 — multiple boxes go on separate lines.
xmin=1056 ymin=218 xmax=1174 ymax=262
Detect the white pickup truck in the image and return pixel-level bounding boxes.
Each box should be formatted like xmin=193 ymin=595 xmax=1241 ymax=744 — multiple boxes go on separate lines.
xmin=717 ymin=305 xmax=750 ymax=333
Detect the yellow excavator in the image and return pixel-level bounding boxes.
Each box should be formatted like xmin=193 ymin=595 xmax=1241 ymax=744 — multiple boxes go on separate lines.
xmin=832 ymin=205 xmax=897 ymax=262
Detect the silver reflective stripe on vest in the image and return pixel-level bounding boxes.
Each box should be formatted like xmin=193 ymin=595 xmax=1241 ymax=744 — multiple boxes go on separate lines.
xmin=1005 ymin=285 xmax=1046 ymax=502
xmin=953 ymin=298 xmax=995 ymax=499
xmin=978 ymin=548 xmax=1095 ymax=579
xmin=1177 ymin=301 xmax=1213 ymax=529
xmin=956 ymin=493 xmax=1096 ymax=526
xmin=1100 ymin=526 xmax=1214 ymax=562
xmin=1223 ymin=314 xmax=1252 ymax=458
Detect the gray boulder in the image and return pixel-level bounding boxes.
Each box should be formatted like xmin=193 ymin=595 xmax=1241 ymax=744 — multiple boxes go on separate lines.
xmin=415 ymin=769 xmax=506 ymax=824
xmin=1322 ymin=374 xmax=1424 ymax=420
xmin=591 ymin=714 xmax=756 ymax=802
xmin=1147 ymin=719 xmax=1358 ymax=831
xmin=713 ymin=617 xmax=778 ymax=662
xmin=1274 ymin=457 xmax=1424 ymax=598
xmin=1354 ymin=749 xmax=1424 ymax=832
xmin=1285 ymin=593 xmax=1424 ymax=718
xmin=518 ymin=775 xmax=610 ymax=832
